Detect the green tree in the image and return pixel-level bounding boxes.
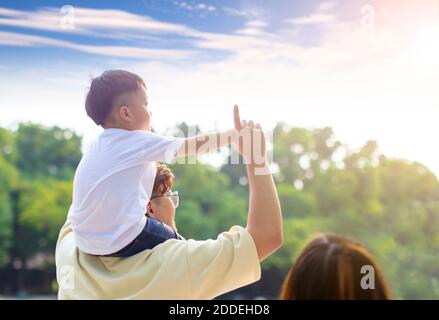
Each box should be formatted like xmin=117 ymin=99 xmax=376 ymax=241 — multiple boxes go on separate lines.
xmin=17 ymin=179 xmax=72 ymax=257
xmin=171 ymin=162 xmax=247 ymax=238
xmin=15 ymin=123 xmax=82 ymax=180
xmin=0 ymin=155 xmax=18 ymax=265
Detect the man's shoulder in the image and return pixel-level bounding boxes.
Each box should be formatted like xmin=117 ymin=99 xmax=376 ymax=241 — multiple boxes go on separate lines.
xmin=154 ymin=226 xmax=255 ymax=258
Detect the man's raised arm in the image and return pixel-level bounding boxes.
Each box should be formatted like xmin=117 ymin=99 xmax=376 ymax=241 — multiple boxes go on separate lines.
xmin=232 ymin=105 xmax=283 ymax=261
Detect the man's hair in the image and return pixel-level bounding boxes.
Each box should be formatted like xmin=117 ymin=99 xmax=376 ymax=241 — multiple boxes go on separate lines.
xmin=85 ymin=70 xmax=146 ymax=126
xmin=152 ymin=163 xmax=175 ymax=196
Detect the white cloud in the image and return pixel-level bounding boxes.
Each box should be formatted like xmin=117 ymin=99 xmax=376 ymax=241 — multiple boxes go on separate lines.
xmin=0 ymin=6 xmax=272 ymax=60
xmin=0 ymin=6 xmax=272 ymax=59
xmin=0 ymin=5 xmax=270 ymax=59
xmin=174 ymin=1 xmax=216 ymax=13
xmin=0 ymin=7 xmax=25 ymax=17
xmin=235 ymin=20 xmax=269 ymax=36
xmin=222 ymin=7 xmax=263 ymax=19
xmin=245 ymin=20 xmax=268 ymax=28
xmin=0 ymin=6 xmax=211 ymax=60
xmin=0 ymin=31 xmax=194 ymax=59
xmin=284 ymin=1 xmax=337 ymax=26
xmin=285 ymin=13 xmax=336 ymax=25
xmin=0 ymin=6 xmax=199 ymax=36
xmin=317 ymin=1 xmax=336 ymax=13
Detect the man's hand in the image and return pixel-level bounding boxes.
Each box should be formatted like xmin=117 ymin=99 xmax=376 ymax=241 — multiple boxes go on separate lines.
xmin=234 ymin=104 xmax=242 ymax=131
xmin=232 ymin=105 xmax=266 ymax=167
xmin=233 ymin=105 xmax=282 ymax=261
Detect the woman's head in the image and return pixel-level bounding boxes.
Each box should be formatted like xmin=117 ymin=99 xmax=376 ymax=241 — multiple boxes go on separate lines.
xmin=146 ymin=163 xmax=178 ymax=231
xmin=279 ymin=233 xmax=391 ymax=300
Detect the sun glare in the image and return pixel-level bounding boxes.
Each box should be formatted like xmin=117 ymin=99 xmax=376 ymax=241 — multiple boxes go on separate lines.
xmin=407 ymin=24 xmax=439 ymax=72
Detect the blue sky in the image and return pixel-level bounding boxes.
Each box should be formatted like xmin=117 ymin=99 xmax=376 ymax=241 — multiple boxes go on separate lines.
xmin=0 ymin=0 xmax=347 ymax=66
xmin=1 ymin=0 xmax=439 ymax=175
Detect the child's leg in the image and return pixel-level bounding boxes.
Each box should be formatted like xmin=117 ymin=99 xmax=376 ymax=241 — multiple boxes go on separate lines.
xmin=109 ymin=218 xmax=179 ymax=257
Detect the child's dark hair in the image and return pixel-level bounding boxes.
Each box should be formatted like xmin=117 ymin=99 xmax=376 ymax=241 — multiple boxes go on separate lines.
xmin=85 ymin=70 xmax=146 ymax=126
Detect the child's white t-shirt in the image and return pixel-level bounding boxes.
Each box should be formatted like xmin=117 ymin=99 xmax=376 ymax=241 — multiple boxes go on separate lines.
xmin=67 ymin=128 xmax=185 ymax=255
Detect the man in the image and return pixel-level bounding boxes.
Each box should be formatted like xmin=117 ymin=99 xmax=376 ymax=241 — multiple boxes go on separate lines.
xmin=55 ymin=106 xmax=283 ymax=299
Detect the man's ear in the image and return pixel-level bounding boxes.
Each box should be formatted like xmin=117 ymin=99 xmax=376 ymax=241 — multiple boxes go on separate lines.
xmin=147 ymin=202 xmax=155 ymax=217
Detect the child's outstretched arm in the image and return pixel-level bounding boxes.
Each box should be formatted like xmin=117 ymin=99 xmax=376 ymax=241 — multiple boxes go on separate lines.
xmin=175 ymin=106 xmax=239 ymax=157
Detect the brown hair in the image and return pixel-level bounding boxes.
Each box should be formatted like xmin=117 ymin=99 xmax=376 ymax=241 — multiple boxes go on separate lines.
xmin=85 ymin=70 xmax=146 ymax=126
xmin=279 ymin=233 xmax=392 ymax=300
xmin=152 ymin=163 xmax=174 ymax=197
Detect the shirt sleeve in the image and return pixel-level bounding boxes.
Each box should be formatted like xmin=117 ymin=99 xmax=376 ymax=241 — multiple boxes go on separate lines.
xmin=184 ymin=226 xmax=261 ymax=299
xmin=136 ymin=131 xmax=185 ymax=163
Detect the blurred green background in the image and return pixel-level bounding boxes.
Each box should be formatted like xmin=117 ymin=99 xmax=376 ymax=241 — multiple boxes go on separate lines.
xmin=0 ymin=122 xmax=438 ymax=299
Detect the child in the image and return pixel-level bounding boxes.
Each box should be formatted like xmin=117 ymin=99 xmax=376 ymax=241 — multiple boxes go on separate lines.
xmin=68 ymin=70 xmax=235 ymax=256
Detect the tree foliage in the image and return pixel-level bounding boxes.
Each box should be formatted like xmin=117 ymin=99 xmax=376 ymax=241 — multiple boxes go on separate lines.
xmin=0 ymin=122 xmax=438 ymax=298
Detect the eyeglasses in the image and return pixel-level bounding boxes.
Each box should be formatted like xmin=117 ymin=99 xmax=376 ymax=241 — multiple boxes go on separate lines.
xmin=150 ymin=191 xmax=179 ymax=208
